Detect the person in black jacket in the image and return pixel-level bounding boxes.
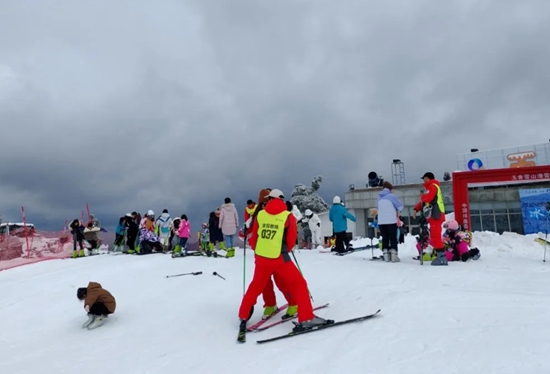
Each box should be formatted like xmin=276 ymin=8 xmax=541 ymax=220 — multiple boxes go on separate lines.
xmin=69 ymin=219 xmax=85 ymax=258
xmin=208 ymin=211 xmax=224 ymax=251
xmin=125 ymin=212 xmax=139 ymax=254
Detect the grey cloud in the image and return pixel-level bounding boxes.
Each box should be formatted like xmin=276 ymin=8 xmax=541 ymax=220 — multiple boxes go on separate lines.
xmin=1 ymin=0 xmax=549 ymax=229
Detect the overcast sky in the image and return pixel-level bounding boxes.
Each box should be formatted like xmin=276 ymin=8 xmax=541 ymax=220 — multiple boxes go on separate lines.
xmin=1 ymin=0 xmax=549 ymax=231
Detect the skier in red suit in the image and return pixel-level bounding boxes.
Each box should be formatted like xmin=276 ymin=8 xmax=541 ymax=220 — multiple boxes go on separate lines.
xmin=238 ymin=189 xmax=327 ymax=332
xmin=413 ymin=172 xmax=448 ymax=266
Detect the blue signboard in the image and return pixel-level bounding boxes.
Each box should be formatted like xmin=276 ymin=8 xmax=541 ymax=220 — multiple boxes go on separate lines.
xmin=519 ymin=188 xmax=550 ymax=234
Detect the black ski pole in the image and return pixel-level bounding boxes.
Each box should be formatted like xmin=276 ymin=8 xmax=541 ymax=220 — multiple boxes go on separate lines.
xmin=213 ymin=271 xmax=226 ymax=280
xmin=166 ymin=271 xmax=202 ymax=278
xmin=290 ymin=249 xmax=314 ymax=302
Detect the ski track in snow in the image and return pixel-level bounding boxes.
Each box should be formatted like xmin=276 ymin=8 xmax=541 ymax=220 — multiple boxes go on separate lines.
xmin=1 ymin=232 xmax=550 ymax=374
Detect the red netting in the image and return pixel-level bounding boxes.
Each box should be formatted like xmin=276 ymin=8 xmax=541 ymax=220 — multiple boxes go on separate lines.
xmin=0 ymin=229 xmax=74 ymax=271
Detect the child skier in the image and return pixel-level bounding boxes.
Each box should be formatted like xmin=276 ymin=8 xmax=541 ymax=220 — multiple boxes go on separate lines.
xmin=442 ymin=220 xmax=481 ymax=262
xmin=77 ymin=282 xmax=116 ymax=330
xmin=173 ymin=214 xmax=190 ymax=256
xmin=199 ymin=223 xmax=210 ymax=253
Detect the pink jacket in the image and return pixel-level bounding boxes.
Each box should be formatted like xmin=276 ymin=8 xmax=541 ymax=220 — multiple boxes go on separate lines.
xmin=178 ymin=219 xmax=190 ymax=238
xmin=219 ymin=203 xmax=239 ymax=236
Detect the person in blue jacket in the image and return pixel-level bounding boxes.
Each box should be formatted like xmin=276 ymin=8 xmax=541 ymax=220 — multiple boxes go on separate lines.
xmin=329 ymin=196 xmax=356 ymax=254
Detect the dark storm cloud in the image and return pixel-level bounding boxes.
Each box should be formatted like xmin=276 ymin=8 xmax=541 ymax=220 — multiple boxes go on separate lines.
xmin=1 ymin=0 xmax=549 ymax=229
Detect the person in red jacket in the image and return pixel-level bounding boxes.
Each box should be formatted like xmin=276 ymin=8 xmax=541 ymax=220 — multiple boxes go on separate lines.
xmin=413 ymin=172 xmax=448 ymax=266
xmin=248 ymin=189 xmax=298 ymax=320
xmin=238 ymin=189 xmax=327 ymax=334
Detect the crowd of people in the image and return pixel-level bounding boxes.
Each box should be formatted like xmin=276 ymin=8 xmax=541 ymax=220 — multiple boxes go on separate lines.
xmin=73 ymin=174 xmax=483 ymax=334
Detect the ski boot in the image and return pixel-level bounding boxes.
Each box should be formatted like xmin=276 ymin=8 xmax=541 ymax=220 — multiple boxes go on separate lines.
xmin=87 ymin=315 xmax=105 ymax=330
xmin=292 ymin=316 xmax=333 ymax=332
xmin=382 ymin=249 xmax=390 ymax=262
xmin=390 ymin=249 xmax=400 ymax=262
xmin=226 ymin=248 xmax=235 ymax=258
xmin=72 ymin=250 xmax=79 ymax=259
xmin=79 ymin=249 xmax=85 ymax=257
xmin=262 ymin=305 xmax=279 ymax=320
xmin=281 ymin=305 xmax=297 ymax=320
xmin=237 ymin=320 xmax=247 ymax=343
xmin=82 ymin=314 xmax=96 ymax=328
xmin=431 ymin=250 xmax=448 ymax=266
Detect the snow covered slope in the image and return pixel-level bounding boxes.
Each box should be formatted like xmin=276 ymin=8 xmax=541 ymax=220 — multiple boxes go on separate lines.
xmin=1 ymin=232 xmax=549 ymax=374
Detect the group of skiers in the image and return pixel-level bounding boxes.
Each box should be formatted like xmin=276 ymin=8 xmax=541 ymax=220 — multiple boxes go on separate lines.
xmin=108 ymin=197 xmax=243 ymax=257
xmin=369 ymin=172 xmax=481 ymax=265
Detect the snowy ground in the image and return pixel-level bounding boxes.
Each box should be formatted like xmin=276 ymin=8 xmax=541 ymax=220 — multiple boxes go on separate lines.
xmin=1 ymin=232 xmax=550 ymax=374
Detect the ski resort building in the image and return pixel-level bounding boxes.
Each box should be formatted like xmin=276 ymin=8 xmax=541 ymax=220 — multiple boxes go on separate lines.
xmin=343 ymin=142 xmax=550 ymax=238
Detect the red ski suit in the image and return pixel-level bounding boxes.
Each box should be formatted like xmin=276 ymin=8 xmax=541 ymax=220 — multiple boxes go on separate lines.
xmin=414 ymin=179 xmax=446 ymax=249
xmin=247 ymin=200 xmax=296 ymax=308
xmin=238 ymin=198 xmax=314 ymax=322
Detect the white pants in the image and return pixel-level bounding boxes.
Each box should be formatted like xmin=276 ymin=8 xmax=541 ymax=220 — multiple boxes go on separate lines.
xmin=311 ymin=229 xmax=322 ymax=247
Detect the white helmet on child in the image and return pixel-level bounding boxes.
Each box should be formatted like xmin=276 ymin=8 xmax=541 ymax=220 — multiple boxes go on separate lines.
xmin=333 ymin=196 xmax=341 ymax=204
xmin=305 ymin=209 xmax=313 ymax=216
xmin=147 ymin=210 xmax=154 ymax=217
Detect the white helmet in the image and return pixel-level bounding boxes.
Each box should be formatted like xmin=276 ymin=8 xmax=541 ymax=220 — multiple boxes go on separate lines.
xmin=305 ymin=209 xmax=312 ymax=216
xmin=333 ymin=196 xmax=341 ymax=204
xmin=267 ymin=189 xmax=285 ymax=199
xmin=147 ymin=210 xmax=154 ymax=216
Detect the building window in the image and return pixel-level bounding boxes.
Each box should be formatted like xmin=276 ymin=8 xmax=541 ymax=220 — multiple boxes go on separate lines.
xmin=481 ymin=214 xmax=496 ymax=232
xmin=509 ymin=214 xmax=524 ymax=235
xmin=470 ymin=215 xmax=482 ymax=232
xmin=495 ymin=215 xmax=510 ymax=234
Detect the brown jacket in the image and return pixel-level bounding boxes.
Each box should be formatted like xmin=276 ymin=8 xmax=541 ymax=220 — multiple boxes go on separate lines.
xmin=85 ymin=282 xmax=116 ymax=313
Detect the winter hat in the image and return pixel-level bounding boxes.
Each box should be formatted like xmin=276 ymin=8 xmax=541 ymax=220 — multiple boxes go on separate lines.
xmin=305 ymin=209 xmax=313 ymax=216
xmin=257 ymin=189 xmax=271 ymax=205
xmin=382 ymin=181 xmax=393 ymax=190
xmin=421 ymin=172 xmax=435 ymax=180
xmin=224 ymin=197 xmax=231 ymax=204
xmin=268 ymin=189 xmax=285 ymax=199
xmin=333 ymin=196 xmax=341 ymax=204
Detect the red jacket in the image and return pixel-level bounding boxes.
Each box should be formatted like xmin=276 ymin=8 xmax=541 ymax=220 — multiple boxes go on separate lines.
xmin=414 ymin=179 xmax=442 ymax=213
xmin=249 ymin=198 xmax=297 ymax=253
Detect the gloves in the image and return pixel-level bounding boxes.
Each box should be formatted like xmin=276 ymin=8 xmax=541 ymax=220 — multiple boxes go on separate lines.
xmin=84 ymin=305 xmax=90 ymax=313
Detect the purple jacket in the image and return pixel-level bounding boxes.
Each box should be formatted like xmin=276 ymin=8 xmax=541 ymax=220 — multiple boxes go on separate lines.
xmin=377 ymin=188 xmax=403 ymax=225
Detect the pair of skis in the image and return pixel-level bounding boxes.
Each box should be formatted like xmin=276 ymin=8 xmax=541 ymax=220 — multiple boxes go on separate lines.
xmin=247 ymin=303 xmax=329 ymax=333
xmin=238 ymin=303 xmax=380 ymax=344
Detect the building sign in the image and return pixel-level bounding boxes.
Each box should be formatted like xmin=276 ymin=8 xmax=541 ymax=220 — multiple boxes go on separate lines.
xmin=519 ymin=188 xmax=550 ymax=235
xmin=456 ymin=143 xmax=550 ymax=171
xmin=512 ymin=172 xmax=550 ymax=181
xmin=452 ymin=165 xmax=550 ymax=232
